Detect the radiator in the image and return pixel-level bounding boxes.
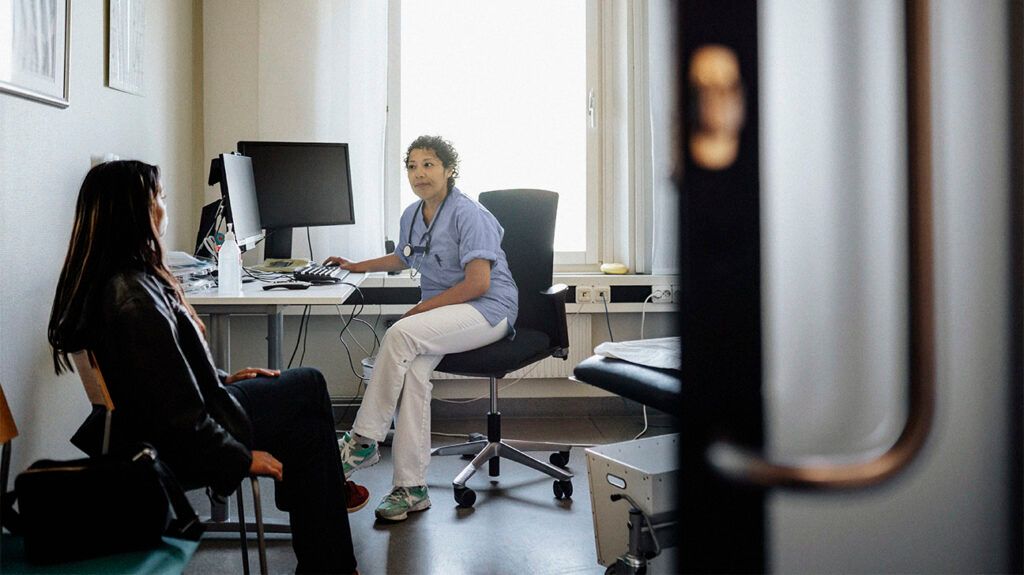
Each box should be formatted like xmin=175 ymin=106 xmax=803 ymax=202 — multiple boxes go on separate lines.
xmin=433 ymin=315 xmax=592 ymax=380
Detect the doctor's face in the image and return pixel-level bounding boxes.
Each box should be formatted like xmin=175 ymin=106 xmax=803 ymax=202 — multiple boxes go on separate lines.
xmin=406 ymin=148 xmax=453 ymax=203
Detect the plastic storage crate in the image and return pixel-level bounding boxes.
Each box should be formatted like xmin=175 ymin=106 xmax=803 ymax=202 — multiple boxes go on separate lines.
xmin=585 ymin=433 xmax=678 ymax=568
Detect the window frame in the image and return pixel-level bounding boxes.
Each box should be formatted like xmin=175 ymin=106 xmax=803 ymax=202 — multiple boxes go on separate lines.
xmin=385 ymin=0 xmax=641 ymax=273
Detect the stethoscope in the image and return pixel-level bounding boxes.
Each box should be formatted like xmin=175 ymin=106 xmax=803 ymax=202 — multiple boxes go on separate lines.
xmin=402 ymin=191 xmax=451 ymax=261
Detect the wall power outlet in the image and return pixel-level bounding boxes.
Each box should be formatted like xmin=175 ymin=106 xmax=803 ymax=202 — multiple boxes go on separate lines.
xmin=651 ymin=285 xmax=673 ymax=304
xmin=576 ymin=285 xmax=595 ymax=303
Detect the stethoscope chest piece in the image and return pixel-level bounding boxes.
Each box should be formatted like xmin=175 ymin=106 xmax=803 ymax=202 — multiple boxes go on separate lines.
xmin=404 ymin=193 xmax=450 ymax=260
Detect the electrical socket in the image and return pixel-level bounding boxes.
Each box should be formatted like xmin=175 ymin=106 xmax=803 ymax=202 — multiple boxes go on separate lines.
xmin=576 ymin=285 xmax=595 ymax=303
xmin=594 ymin=285 xmax=611 ymax=303
xmin=651 ymin=285 xmax=672 ymax=304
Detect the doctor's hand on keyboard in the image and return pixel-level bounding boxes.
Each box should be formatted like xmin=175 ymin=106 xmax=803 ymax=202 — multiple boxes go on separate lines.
xmin=293 ymin=263 xmax=349 ymax=284
xmin=322 ymin=256 xmax=361 ymax=272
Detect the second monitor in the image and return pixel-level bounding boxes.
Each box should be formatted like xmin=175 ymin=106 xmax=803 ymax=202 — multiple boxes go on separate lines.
xmin=237 ymin=141 xmax=355 ymax=260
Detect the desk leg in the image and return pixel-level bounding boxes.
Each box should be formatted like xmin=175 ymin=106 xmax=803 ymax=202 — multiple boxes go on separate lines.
xmin=206 ymin=313 xmax=231 ymax=523
xmin=208 ymin=313 xmax=231 ymax=372
xmin=268 ymin=312 xmax=283 ymax=370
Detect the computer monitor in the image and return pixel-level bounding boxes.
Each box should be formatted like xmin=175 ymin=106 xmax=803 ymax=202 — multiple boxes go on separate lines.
xmin=213 ymin=153 xmax=264 ymax=251
xmin=236 ymin=141 xmax=356 ymax=259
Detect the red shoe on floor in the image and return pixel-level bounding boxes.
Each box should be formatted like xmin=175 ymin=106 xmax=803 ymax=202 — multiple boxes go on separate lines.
xmin=346 ymin=480 xmax=370 ymax=513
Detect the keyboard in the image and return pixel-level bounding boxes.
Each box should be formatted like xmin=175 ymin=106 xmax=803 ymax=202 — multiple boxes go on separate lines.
xmin=292 ymin=264 xmax=349 ymax=283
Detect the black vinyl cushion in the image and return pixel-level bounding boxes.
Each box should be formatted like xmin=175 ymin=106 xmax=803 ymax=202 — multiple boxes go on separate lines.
xmin=573 ymin=355 xmax=682 ymax=415
xmin=436 ymin=328 xmax=552 ymax=378
xmin=436 ymin=189 xmax=563 ymax=379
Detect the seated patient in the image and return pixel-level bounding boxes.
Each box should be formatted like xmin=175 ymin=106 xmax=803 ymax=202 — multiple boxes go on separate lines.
xmin=47 ymin=160 xmax=359 ymax=574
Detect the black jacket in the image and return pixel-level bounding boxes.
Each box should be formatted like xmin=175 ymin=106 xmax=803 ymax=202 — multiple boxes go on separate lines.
xmin=78 ymin=268 xmax=253 ymax=495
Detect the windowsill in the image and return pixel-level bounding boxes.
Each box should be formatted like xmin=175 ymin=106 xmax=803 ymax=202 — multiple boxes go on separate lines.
xmin=361 ymin=270 xmax=680 ymax=288
xmin=553 ymin=272 xmax=680 ymax=286
xmin=303 ymin=271 xmax=680 ymax=315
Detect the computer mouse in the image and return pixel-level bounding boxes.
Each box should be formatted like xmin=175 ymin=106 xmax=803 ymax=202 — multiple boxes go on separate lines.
xmin=263 ymin=281 xmax=311 ymax=290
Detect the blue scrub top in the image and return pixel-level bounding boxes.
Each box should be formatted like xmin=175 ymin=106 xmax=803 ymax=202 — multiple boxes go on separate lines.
xmin=396 ymin=187 xmax=519 ymax=335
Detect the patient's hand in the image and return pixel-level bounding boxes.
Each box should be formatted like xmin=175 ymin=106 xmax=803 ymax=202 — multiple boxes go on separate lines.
xmin=226 ymin=367 xmax=280 ymax=384
xmin=250 ymin=450 xmax=283 ymax=481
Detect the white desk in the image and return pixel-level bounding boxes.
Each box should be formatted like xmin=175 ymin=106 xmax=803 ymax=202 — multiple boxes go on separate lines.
xmin=186 ymin=274 xmax=366 ymax=370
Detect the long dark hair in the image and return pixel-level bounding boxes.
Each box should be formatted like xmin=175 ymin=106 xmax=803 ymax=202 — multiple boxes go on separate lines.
xmin=48 ymin=160 xmax=200 ymax=374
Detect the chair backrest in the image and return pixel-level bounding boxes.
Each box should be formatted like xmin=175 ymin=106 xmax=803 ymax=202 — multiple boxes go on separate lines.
xmin=0 ymin=383 xmax=17 ymax=446
xmin=478 ymin=189 xmax=558 ymax=334
xmin=0 ymin=383 xmax=16 ymax=522
xmin=71 ymin=351 xmax=114 ymax=454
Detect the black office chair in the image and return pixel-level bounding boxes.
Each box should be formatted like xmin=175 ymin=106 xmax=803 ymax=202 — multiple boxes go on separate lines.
xmin=430 ymin=189 xmax=574 ymax=507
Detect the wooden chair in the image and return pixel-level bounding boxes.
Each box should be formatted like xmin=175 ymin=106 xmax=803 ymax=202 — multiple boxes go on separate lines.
xmin=1 ymin=382 xmax=19 ymax=535
xmin=71 ymin=351 xmax=268 ymax=575
xmin=0 ymin=382 xmax=200 ymax=573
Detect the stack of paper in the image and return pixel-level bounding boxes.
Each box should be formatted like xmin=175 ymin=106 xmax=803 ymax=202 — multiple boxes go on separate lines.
xmin=167 ymin=251 xmax=216 ymax=292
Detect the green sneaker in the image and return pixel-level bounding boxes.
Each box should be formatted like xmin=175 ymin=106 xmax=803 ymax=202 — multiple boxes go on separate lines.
xmin=375 ymin=486 xmax=431 ymax=522
xmin=338 ymin=431 xmax=380 ymax=478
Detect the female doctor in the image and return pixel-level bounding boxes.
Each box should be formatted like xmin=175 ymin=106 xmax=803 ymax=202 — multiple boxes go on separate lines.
xmin=325 ymin=135 xmax=518 ymax=522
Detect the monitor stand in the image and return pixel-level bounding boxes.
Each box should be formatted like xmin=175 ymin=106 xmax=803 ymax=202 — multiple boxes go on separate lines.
xmin=263 ymin=227 xmax=293 ymax=260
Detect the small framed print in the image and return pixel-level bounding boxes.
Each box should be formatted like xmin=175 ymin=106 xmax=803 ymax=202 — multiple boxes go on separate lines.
xmin=0 ymin=0 xmax=71 ymax=108
xmin=107 ymin=0 xmax=144 ymax=95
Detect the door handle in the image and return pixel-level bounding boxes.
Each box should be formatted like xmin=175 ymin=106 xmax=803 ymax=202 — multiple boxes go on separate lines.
xmin=707 ymin=0 xmax=935 ymax=489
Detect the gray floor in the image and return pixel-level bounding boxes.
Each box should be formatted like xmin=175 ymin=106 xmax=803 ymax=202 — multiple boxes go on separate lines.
xmin=184 ymin=416 xmax=673 ymax=575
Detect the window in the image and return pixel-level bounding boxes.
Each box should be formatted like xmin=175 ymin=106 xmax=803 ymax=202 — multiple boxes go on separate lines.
xmin=387 ymin=1 xmax=664 ymax=272
xmin=391 ymin=0 xmax=605 ymax=267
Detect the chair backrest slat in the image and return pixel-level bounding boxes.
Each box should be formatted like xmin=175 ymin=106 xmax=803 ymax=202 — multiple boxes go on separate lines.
xmin=71 ymin=351 xmax=115 ymax=455
xmin=0 ymin=383 xmax=18 ymax=445
xmin=71 ymin=351 xmax=115 ymax=411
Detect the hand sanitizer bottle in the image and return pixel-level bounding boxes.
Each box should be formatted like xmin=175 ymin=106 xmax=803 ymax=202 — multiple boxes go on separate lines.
xmin=218 ymin=224 xmax=243 ymax=294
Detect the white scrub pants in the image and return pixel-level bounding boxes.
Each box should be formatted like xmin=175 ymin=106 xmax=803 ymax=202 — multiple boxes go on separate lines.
xmin=352 ymin=303 xmax=509 ymax=487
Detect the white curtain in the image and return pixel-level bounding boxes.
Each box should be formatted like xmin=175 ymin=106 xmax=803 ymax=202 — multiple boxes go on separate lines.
xmin=646 ymin=0 xmax=678 ymax=275
xmin=256 ymin=1 xmax=389 ymax=262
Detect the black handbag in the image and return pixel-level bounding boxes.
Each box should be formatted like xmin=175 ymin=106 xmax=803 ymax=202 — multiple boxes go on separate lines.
xmin=6 ymin=443 xmax=203 ymax=564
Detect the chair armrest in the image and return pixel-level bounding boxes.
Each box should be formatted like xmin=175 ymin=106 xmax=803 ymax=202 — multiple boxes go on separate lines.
xmin=540 ymin=284 xmax=570 ymax=358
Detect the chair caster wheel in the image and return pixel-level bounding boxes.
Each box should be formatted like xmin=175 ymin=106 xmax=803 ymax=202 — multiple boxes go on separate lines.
xmin=549 ymin=450 xmax=571 ymax=467
xmin=454 ymin=487 xmax=476 ymax=508
xmin=553 ymin=479 xmax=573 ymax=500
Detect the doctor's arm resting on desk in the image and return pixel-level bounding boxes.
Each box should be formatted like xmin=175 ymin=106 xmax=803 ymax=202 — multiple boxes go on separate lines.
xmin=324 ymin=253 xmax=491 ymax=319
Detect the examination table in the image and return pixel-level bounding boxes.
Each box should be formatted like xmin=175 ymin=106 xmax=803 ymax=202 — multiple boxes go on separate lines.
xmin=573 ymin=353 xmax=680 ymax=575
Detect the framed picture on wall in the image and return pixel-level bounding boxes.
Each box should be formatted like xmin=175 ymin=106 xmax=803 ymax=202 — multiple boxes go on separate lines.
xmin=0 ymin=0 xmax=71 ymax=108
xmin=107 ymin=0 xmax=143 ymax=95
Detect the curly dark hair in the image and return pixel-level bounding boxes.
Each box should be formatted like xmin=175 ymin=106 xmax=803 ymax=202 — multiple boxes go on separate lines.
xmin=404 ymin=135 xmax=460 ymax=192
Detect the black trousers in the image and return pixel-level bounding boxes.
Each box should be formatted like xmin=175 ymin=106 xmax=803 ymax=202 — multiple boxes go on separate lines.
xmin=226 ymin=367 xmax=357 ymax=574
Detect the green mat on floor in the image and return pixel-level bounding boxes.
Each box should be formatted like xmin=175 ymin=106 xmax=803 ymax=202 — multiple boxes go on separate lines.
xmin=1 ymin=534 xmax=198 ymax=575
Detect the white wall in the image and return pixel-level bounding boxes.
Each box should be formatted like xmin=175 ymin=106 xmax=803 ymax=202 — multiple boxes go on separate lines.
xmin=0 ymin=1 xmax=199 ymax=473
xmin=203 ymin=0 xmax=389 ymax=266
xmin=764 ymin=0 xmax=1013 ymax=571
